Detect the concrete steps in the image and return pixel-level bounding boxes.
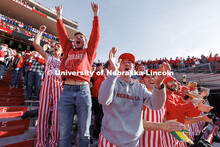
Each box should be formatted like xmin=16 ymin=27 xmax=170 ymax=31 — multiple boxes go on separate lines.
xmin=0 ymin=68 xmax=36 ymax=147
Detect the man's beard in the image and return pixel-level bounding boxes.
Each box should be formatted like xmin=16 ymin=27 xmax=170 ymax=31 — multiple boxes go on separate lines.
xmin=166 ymin=84 xmax=177 ymax=92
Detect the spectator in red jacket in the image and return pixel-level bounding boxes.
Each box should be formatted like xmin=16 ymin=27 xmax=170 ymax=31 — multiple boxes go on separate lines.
xmin=91 ymin=67 xmax=107 ymax=139
xmin=163 ymin=76 xmax=213 ymax=124
xmin=92 ymin=63 xmax=103 ymax=83
xmin=10 ymin=51 xmax=23 ymax=88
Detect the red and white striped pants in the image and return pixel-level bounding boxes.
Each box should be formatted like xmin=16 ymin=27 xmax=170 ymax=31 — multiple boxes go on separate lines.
xmin=36 ymin=76 xmax=63 ymax=147
xmin=98 ymin=134 xmax=140 ymax=147
xmin=162 ymin=131 xmax=188 ymax=147
xmin=139 ymin=130 xmax=168 ymax=147
xmin=98 ymin=134 xmax=118 ymax=147
xmin=189 ymin=121 xmax=207 ymax=141
xmin=140 ymin=106 xmax=166 ymax=147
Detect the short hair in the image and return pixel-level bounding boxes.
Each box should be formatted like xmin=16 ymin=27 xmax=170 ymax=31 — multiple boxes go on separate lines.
xmin=74 ymin=32 xmax=87 ymax=43
xmin=96 ymin=63 xmax=103 ymax=67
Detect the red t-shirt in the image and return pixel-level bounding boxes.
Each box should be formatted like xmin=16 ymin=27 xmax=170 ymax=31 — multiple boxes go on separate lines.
xmin=91 ymin=75 xmax=105 ymax=98
xmin=169 ymin=59 xmax=175 ymax=64
xmin=57 ymin=16 xmax=100 ymax=82
xmin=175 ymin=59 xmax=181 ymax=63
xmin=165 ymin=90 xmax=201 ymax=124
xmin=92 ymin=72 xmax=99 ymax=83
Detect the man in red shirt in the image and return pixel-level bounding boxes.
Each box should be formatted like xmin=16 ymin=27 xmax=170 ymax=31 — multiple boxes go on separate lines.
xmin=140 ymin=70 xmax=185 ymax=147
xmin=55 ymin=2 xmax=100 ymax=146
xmin=162 ymin=76 xmax=213 ymax=146
xmin=91 ymin=66 xmax=107 ymax=139
xmin=10 ymin=51 xmax=23 ymax=88
xmin=92 ymin=63 xmax=103 ymax=83
xmin=164 ymin=76 xmax=213 ymax=124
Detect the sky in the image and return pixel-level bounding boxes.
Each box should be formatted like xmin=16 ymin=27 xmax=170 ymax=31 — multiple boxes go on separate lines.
xmin=36 ymin=0 xmax=220 ymax=62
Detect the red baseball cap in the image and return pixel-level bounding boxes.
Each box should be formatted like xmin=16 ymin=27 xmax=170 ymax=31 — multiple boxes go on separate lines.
xmin=118 ymin=53 xmax=135 ymax=63
xmin=163 ymin=76 xmax=177 ymax=84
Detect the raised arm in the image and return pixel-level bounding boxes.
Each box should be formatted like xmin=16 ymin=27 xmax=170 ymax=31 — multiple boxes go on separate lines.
xmin=143 ymin=85 xmax=166 ymax=110
xmin=98 ymin=47 xmax=120 ymax=105
xmin=55 ymin=4 xmax=72 ymax=53
xmin=33 ymin=25 xmax=49 ymax=60
xmin=98 ymin=75 xmax=118 ymax=105
xmin=185 ymin=100 xmax=213 ymax=117
xmin=91 ymin=2 xmax=99 ymax=17
xmin=87 ymin=2 xmax=100 ymax=61
xmin=154 ymin=62 xmax=171 ymax=89
xmin=143 ymin=62 xmax=171 ymax=109
xmin=185 ymin=115 xmax=212 ymax=124
xmin=55 ymin=4 xmax=63 ymax=20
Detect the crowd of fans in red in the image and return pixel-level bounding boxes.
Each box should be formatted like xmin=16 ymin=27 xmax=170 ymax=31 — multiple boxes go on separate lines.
xmin=0 ymin=13 xmax=59 ymax=45
xmin=134 ymin=53 xmax=220 ymax=71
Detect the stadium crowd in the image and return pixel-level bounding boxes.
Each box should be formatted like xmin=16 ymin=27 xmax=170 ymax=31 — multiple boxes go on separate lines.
xmin=0 ymin=2 xmax=220 ymax=147
xmin=135 ymin=53 xmax=220 ymax=72
xmin=0 ymin=13 xmax=59 ymax=44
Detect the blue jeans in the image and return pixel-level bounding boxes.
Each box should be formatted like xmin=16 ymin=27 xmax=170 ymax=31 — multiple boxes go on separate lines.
xmin=58 ymin=84 xmax=92 ymax=147
xmin=27 ymin=71 xmax=42 ymax=99
xmin=10 ymin=68 xmax=21 ymax=86
xmin=24 ymin=66 xmax=29 ymax=87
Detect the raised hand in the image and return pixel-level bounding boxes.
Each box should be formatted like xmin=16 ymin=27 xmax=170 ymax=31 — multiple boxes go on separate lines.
xmin=91 ymin=2 xmax=99 ymax=16
xmin=198 ymin=101 xmax=214 ymax=112
xmin=154 ymin=62 xmax=171 ymax=89
xmin=33 ymin=25 xmax=49 ymax=60
xmin=109 ymin=47 xmax=121 ymax=72
xmin=39 ymin=25 xmax=46 ymax=33
xmin=55 ymin=4 xmax=63 ymax=19
xmin=200 ymin=91 xmax=209 ymax=97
